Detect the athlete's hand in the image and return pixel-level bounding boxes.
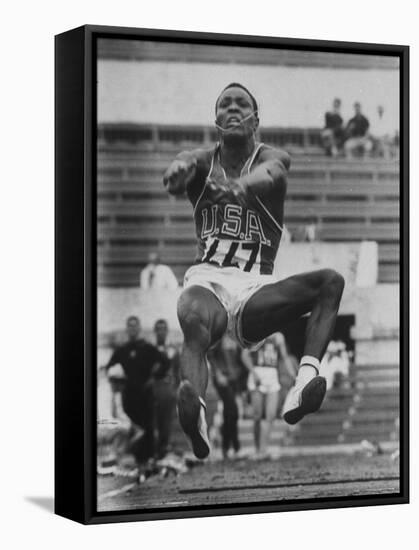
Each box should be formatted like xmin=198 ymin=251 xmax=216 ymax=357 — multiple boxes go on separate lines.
xmin=209 ymin=177 xmax=248 ymax=207
xmin=164 ymin=158 xmax=197 ymax=193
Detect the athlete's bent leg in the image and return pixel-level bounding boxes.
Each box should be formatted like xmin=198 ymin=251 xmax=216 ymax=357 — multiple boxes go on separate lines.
xmin=242 ymin=269 xmax=344 ymax=424
xmin=242 ymin=269 xmax=344 ymax=355
xmin=177 ymin=285 xmax=227 ymax=395
xmin=176 ymin=285 xmax=227 ymax=458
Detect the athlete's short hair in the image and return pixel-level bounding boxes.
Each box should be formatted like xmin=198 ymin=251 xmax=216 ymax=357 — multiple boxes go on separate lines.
xmin=215 ymin=83 xmax=258 ymax=115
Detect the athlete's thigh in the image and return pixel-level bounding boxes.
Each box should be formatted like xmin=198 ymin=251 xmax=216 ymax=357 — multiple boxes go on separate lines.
xmin=264 ymin=391 xmax=279 ymax=422
xmin=177 ymin=284 xmax=228 ymax=345
xmin=242 ymin=270 xmax=327 ymax=342
xmin=250 ymin=390 xmax=264 ymax=420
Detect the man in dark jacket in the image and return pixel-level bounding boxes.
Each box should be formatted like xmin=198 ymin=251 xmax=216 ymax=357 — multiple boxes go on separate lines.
xmin=344 ymin=102 xmax=373 ymax=158
xmin=106 ymin=316 xmax=167 ymax=463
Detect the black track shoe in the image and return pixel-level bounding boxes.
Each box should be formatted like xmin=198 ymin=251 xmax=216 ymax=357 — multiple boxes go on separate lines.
xmin=177 ymin=381 xmax=210 ymax=459
xmin=282 ymin=376 xmax=327 ymax=425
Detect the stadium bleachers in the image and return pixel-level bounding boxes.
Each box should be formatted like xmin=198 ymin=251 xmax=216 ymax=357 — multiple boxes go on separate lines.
xmin=97 ymin=125 xmax=400 ymax=286
xmin=232 ymin=363 xmax=399 ymax=451
xmin=284 ymin=363 xmax=399 ymax=446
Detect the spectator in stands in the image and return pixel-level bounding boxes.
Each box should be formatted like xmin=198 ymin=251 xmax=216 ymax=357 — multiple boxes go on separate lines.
xmin=208 ymin=334 xmax=246 ymax=459
xmin=344 ymin=102 xmax=373 ymax=159
xmin=321 ymin=98 xmax=345 ymax=157
xmin=105 ymin=316 xmax=168 ymax=465
xmin=152 ymin=319 xmax=180 ymax=458
xmin=140 ymin=252 xmax=179 ymax=291
xmin=370 ymin=105 xmax=392 ymax=159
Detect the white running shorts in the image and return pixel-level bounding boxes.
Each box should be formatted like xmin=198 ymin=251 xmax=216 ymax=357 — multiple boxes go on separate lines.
xmin=247 ymin=366 xmax=281 ymax=393
xmin=183 ymin=263 xmax=277 ymax=349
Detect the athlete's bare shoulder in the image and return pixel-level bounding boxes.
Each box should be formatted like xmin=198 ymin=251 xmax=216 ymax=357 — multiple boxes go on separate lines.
xmin=257 ymin=143 xmax=291 ymax=173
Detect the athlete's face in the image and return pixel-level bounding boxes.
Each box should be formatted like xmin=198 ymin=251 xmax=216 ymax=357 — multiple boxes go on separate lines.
xmin=215 ymin=87 xmax=259 ymax=137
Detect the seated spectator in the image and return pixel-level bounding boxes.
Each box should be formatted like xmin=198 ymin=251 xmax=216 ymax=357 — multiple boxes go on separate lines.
xmin=140 ymin=252 xmax=179 ymax=291
xmin=321 ymin=98 xmax=345 ymax=157
xmin=344 ymin=102 xmax=373 ymax=158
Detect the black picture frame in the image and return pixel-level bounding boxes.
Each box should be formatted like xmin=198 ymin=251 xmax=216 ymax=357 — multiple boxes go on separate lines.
xmin=55 ymin=24 xmax=409 ymax=525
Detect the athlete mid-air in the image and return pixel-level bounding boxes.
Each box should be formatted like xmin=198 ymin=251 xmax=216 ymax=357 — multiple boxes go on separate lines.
xmin=163 ymin=83 xmax=344 ymax=459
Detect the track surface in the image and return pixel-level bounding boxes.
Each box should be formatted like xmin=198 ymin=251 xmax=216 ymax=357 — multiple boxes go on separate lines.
xmin=97 ymin=454 xmax=399 ymax=512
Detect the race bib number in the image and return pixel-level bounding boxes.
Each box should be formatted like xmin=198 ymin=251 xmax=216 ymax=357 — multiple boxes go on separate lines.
xmin=202 ymin=237 xmax=261 ymax=272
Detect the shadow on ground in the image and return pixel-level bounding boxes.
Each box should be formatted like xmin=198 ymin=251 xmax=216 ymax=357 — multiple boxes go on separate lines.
xmin=25 ymin=497 xmax=54 ymax=513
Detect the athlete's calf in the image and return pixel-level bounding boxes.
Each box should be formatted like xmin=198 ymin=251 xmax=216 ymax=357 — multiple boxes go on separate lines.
xmin=176 ymin=286 xmax=227 ymax=459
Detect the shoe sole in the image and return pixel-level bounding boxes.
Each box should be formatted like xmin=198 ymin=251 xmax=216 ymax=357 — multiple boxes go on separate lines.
xmin=283 ymin=376 xmax=327 ymax=425
xmin=177 ymin=381 xmax=210 ymax=459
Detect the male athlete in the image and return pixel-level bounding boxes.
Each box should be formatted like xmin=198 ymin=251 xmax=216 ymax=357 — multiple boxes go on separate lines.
xmin=163 ymin=83 xmax=344 ymax=459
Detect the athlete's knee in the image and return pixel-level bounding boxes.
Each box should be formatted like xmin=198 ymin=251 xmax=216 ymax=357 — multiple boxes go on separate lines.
xmin=320 ymin=269 xmax=345 ymax=300
xmin=177 ymin=289 xmax=212 ymax=347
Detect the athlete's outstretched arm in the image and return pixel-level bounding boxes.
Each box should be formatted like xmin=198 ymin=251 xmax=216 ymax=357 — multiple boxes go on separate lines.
xmin=163 ymin=150 xmax=198 ymax=195
xmin=163 ymin=148 xmax=212 ymax=197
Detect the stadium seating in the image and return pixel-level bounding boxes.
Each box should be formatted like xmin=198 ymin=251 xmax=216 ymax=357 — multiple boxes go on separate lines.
xmin=97 ymin=126 xmax=400 ymax=286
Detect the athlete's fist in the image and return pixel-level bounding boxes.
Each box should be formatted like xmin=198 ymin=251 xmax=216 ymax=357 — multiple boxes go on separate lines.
xmin=208 ymin=177 xmax=248 ymax=207
xmin=164 ymin=157 xmax=197 ymax=194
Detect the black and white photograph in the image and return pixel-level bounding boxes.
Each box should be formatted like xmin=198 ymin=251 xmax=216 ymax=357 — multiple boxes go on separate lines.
xmin=4 ymin=0 xmax=418 ymax=544
xmin=95 ymin=32 xmax=405 ymax=515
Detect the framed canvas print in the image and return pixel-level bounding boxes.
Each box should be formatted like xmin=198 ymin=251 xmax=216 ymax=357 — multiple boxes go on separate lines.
xmin=55 ymin=25 xmax=409 ymax=524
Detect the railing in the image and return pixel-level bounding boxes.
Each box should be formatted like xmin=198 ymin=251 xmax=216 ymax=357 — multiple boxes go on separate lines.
xmin=98 ymin=124 xmax=327 ymax=154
